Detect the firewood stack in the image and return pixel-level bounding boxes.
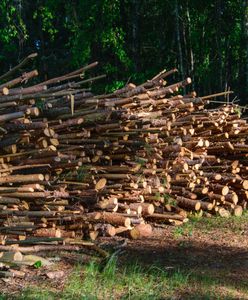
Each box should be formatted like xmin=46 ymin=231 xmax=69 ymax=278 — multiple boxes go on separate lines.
xmin=0 ymin=53 xmax=247 ymax=246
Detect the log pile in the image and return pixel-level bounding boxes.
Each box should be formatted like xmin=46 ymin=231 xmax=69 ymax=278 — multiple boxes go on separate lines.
xmin=0 ymin=53 xmax=247 ymax=247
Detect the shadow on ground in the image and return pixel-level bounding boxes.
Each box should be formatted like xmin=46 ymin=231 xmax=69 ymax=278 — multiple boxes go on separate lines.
xmin=1 ymin=218 xmax=248 ymax=299
xmin=114 ymin=236 xmax=248 ymax=298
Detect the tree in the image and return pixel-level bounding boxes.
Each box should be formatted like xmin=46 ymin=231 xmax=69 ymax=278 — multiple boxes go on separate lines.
xmin=0 ymin=0 xmax=247 ymax=101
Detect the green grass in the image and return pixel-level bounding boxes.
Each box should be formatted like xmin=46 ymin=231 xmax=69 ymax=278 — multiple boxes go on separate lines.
xmin=16 ymin=256 xmax=187 ymax=299
xmin=172 ymin=210 xmax=248 ymax=238
xmin=2 ymin=252 xmax=248 ymax=300
xmin=2 ymin=213 xmax=248 ymax=299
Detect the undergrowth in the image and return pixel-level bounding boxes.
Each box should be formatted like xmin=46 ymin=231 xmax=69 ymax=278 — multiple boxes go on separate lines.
xmin=1 ymin=213 xmax=248 ymax=299
xmin=2 ymin=250 xmax=247 ymax=300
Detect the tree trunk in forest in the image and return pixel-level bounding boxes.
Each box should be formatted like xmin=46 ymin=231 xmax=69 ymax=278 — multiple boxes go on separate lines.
xmin=132 ymin=0 xmax=139 ymax=72
xmin=185 ymin=1 xmax=194 ymax=89
xmin=175 ymin=0 xmax=184 ymax=80
xmin=38 ymin=9 xmax=48 ymax=81
xmin=244 ymin=0 xmax=248 ymax=100
xmin=215 ymin=0 xmax=223 ymax=92
xmin=239 ymin=0 xmax=248 ymax=103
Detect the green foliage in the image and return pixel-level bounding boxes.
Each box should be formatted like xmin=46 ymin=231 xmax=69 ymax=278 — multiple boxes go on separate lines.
xmin=35 ymin=99 xmax=45 ymax=112
xmin=76 ymin=165 xmax=90 ymax=182
xmin=33 ymin=260 xmax=42 ymax=269
xmin=234 ymin=106 xmax=242 ymax=117
xmin=20 ymin=258 xmax=189 ymax=299
xmin=0 ymin=1 xmax=28 ymax=43
xmin=0 ymin=0 xmax=247 ymax=102
xmin=105 ymin=80 xmax=125 ymax=93
xmin=5 ymin=253 xmax=248 ymax=299
xmin=33 ymin=5 xmax=58 ymax=40
xmin=0 ymin=0 xmax=27 ymax=67
xmin=173 ymin=226 xmax=185 ymax=238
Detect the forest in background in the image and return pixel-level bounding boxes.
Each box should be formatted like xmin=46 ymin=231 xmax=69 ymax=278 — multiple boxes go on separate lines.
xmin=0 ymin=0 xmax=247 ymax=103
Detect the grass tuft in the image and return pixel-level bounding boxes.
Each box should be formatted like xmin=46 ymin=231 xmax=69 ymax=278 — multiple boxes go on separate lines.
xmin=2 ymin=212 xmax=248 ymax=299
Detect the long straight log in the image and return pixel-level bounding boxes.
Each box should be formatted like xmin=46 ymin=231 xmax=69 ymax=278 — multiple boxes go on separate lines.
xmin=0 ymin=70 xmax=38 ymax=89
xmin=0 ymin=174 xmax=44 ymax=184
xmin=0 ymin=53 xmax=37 ymax=81
xmin=33 ymin=62 xmax=98 ymax=87
xmin=86 ymin=212 xmax=131 ymax=227
xmin=0 ymin=245 xmax=84 ymax=253
xmin=0 ymin=111 xmax=24 ymax=123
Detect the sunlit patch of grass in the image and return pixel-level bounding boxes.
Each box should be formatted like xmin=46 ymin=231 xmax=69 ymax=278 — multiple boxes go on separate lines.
xmin=3 ymin=245 xmax=248 ymax=299
xmin=63 ymin=257 xmax=191 ymax=299
xmin=1 ymin=209 xmax=248 ymax=300
xmin=172 ymin=210 xmax=248 ymax=237
xmin=172 ymin=222 xmax=195 ymax=238
xmin=6 ymin=256 xmax=190 ymax=300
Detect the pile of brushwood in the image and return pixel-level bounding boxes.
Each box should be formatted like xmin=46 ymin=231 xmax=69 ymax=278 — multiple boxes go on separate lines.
xmin=0 ymin=52 xmax=247 ymax=249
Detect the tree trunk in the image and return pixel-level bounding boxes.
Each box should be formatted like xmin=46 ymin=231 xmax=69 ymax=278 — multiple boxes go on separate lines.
xmin=215 ymin=0 xmax=223 ymax=92
xmin=175 ymin=0 xmax=184 ymax=80
xmin=132 ymin=0 xmax=139 ymax=72
xmin=185 ymin=1 xmax=194 ymax=88
xmin=244 ymin=0 xmax=248 ymax=100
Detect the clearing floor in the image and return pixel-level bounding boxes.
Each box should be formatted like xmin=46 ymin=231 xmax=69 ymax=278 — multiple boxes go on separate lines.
xmin=1 ymin=214 xmax=248 ymax=299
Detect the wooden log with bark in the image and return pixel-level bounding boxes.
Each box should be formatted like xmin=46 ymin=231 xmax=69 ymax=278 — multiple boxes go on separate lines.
xmin=0 ymin=54 xmax=247 ymax=251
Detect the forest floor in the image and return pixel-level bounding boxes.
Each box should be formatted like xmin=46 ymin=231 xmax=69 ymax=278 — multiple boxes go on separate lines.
xmin=0 ymin=214 xmax=248 ymax=299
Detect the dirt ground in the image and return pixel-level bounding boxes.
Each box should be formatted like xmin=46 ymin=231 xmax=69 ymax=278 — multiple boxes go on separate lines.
xmin=1 ymin=216 xmax=248 ymax=299
xmin=121 ymin=228 xmax=248 ymax=298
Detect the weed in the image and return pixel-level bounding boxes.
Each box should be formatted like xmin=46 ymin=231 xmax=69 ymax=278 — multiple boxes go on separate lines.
xmin=134 ymin=156 xmax=147 ymax=167
xmin=3 ymin=234 xmax=248 ymax=300
xmin=192 ymin=211 xmax=248 ymax=234
xmin=163 ymin=194 xmax=177 ymax=206
xmin=155 ymin=192 xmax=161 ymax=200
xmin=76 ymin=165 xmax=90 ymax=182
xmin=144 ymin=143 xmax=154 ymax=156
xmin=173 ymin=226 xmax=185 ymax=238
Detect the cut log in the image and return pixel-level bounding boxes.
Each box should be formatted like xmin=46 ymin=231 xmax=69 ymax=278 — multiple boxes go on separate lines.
xmin=176 ymin=196 xmax=201 ymax=211
xmin=0 ymin=174 xmax=44 ymax=184
xmin=95 ymin=178 xmax=107 ymax=190
xmin=86 ymin=212 xmax=131 ymax=227
xmin=0 ymin=251 xmax=23 ymax=262
xmin=129 ymin=224 xmax=153 ymax=239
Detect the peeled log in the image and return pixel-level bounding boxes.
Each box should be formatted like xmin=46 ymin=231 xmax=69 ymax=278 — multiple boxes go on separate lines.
xmin=89 ymin=231 xmax=99 ymax=241
xmin=105 ymin=224 xmax=116 ymax=237
xmin=95 ymin=178 xmax=107 ymax=190
xmin=34 ymin=228 xmax=61 ymax=238
xmin=86 ymin=212 xmax=131 ymax=227
xmin=0 ymin=245 xmax=83 ymax=253
xmin=0 ymin=251 xmax=23 ymax=262
xmin=130 ymin=224 xmax=153 ymax=239
xmin=96 ymin=198 xmax=118 ymax=211
xmin=218 ymin=208 xmax=231 ymax=218
xmin=139 ymin=203 xmax=155 ymax=215
xmin=146 ymin=212 xmax=186 ymax=222
xmin=115 ymin=226 xmax=131 ymax=235
xmin=0 ymin=174 xmax=44 ymax=184
xmin=232 ymin=205 xmax=243 ymax=217
xmin=129 ymin=203 xmax=143 ymax=214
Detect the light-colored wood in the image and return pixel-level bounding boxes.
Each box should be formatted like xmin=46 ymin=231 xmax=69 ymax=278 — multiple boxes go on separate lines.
xmin=0 ymin=251 xmax=23 ymax=262
xmin=130 ymin=224 xmax=153 ymax=239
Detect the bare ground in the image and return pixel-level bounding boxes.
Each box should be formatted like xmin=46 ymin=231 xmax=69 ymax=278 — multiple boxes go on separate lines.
xmin=1 ymin=215 xmax=248 ymax=299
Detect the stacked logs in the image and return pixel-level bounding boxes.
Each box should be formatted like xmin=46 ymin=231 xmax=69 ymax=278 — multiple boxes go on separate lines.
xmin=0 ymin=53 xmax=247 ymax=247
